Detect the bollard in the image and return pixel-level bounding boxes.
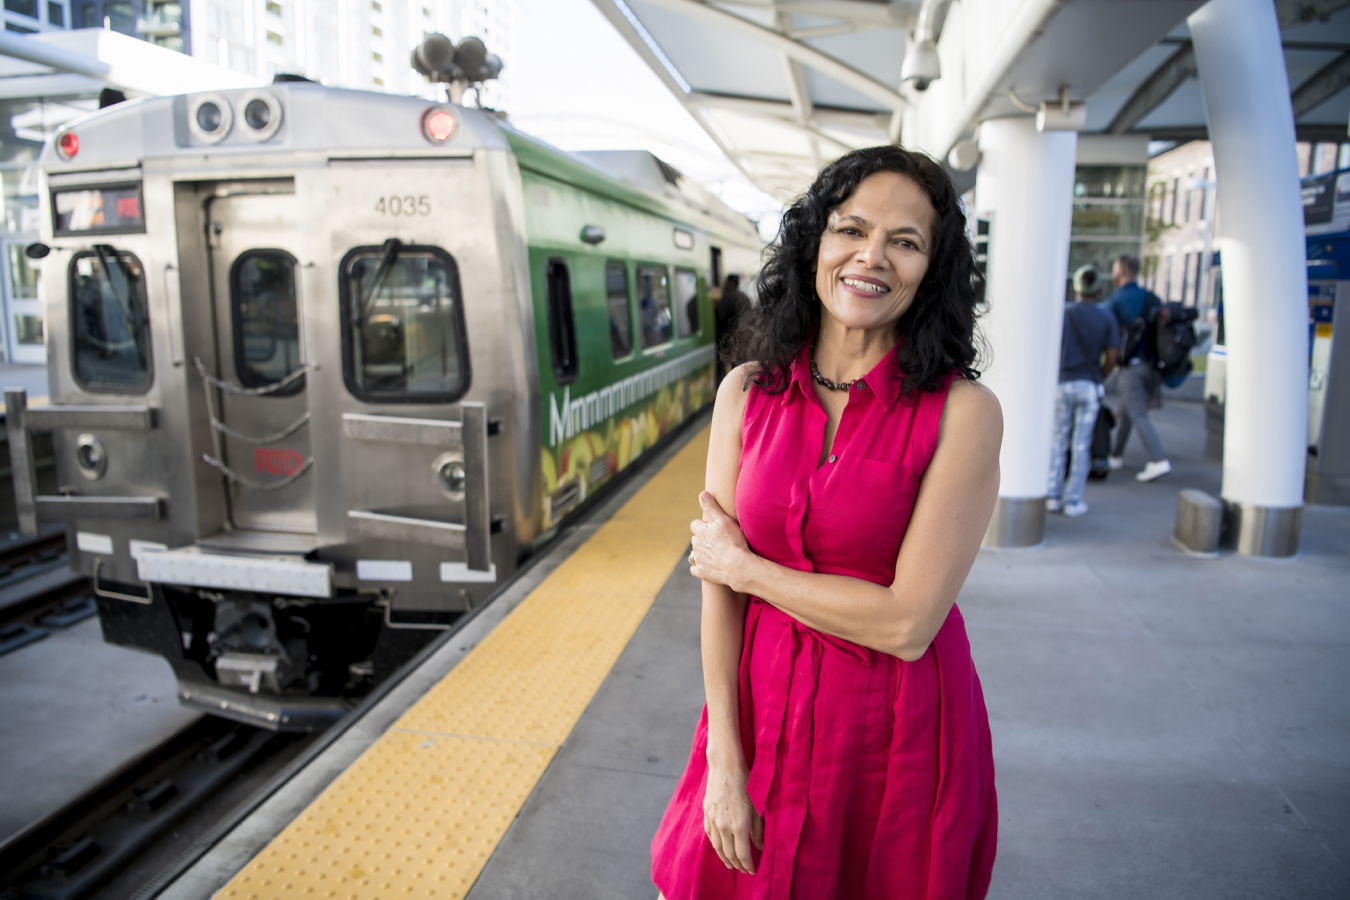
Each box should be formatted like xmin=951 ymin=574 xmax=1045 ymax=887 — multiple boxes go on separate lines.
xmin=1173 ymin=488 xmax=1222 ymax=557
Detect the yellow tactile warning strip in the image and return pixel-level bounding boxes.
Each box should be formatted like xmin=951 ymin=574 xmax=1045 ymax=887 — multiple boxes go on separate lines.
xmin=218 ymin=425 xmax=709 ymax=900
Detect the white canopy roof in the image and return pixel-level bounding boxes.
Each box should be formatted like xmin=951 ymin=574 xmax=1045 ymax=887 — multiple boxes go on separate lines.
xmin=589 ymin=0 xmax=1350 ymax=200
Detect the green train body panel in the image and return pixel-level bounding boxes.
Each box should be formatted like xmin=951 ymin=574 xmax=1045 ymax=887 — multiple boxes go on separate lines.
xmin=503 ymin=129 xmax=754 ymax=529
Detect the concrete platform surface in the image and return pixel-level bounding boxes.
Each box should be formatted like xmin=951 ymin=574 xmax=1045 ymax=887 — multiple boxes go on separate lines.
xmin=465 ymin=399 xmax=1350 ymax=900
xmin=0 ymin=613 xmax=200 ymax=844
xmin=0 ymin=362 xmax=49 ymax=408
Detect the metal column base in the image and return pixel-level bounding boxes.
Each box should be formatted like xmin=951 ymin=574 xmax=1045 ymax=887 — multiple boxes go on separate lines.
xmin=982 ymin=496 xmax=1045 ymax=549
xmin=1220 ymin=500 xmax=1302 ymax=557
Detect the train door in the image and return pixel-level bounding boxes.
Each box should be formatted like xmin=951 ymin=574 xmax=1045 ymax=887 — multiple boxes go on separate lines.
xmin=206 ymin=188 xmax=316 ymax=533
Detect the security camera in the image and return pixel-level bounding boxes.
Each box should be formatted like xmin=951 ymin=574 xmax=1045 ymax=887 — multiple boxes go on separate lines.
xmin=901 ymin=39 xmax=941 ymax=91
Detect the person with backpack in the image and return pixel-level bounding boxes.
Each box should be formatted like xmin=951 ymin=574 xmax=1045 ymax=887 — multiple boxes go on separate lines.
xmin=1047 ymin=265 xmax=1120 ymax=516
xmin=1105 ymin=254 xmax=1171 ymax=482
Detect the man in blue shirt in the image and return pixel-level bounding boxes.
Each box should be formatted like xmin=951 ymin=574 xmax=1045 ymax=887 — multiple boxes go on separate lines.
xmin=1105 ymin=255 xmax=1171 ymax=482
xmin=1048 ymin=265 xmax=1120 ymax=516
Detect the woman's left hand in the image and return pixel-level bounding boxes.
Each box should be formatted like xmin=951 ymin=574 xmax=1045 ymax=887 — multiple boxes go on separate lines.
xmin=689 ymin=491 xmax=754 ymax=592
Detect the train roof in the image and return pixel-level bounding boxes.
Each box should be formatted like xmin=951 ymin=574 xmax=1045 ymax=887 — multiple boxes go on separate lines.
xmin=39 ymin=81 xmax=762 ymax=244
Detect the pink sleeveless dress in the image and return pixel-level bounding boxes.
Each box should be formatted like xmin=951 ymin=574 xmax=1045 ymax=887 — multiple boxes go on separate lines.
xmin=651 ymin=342 xmax=997 ymax=900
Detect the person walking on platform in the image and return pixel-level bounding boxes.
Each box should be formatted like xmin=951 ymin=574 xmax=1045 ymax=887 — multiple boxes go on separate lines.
xmin=1105 ymin=254 xmax=1171 ymax=482
xmin=714 ymin=274 xmax=747 ymax=381
xmin=653 ymin=147 xmax=1001 ymax=900
xmin=1047 ymin=265 xmax=1119 ymax=517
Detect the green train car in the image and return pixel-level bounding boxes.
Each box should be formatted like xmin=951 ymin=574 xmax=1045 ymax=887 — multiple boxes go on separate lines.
xmin=19 ymin=82 xmax=762 ymax=729
xmin=512 ymin=138 xmax=760 ymax=529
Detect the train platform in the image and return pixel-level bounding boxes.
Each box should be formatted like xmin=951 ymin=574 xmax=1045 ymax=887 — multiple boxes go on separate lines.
xmin=155 ymin=400 xmax=1348 ymax=900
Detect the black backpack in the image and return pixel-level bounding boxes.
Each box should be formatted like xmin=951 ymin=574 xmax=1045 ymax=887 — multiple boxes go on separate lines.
xmin=1153 ymin=301 xmax=1199 ymax=387
xmin=1119 ymin=290 xmax=1161 ymax=364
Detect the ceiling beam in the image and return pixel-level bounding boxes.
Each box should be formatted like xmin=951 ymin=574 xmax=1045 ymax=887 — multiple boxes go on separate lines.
xmin=1275 ymin=0 xmax=1350 ymax=27
xmin=1292 ymin=50 xmax=1350 ymax=117
xmin=1144 ymin=123 xmax=1350 ymax=143
xmin=775 ymin=8 xmax=815 ymax=122
xmin=588 ymin=0 xmax=760 ymax=191
xmin=633 ymin=0 xmax=909 ymax=113
xmin=720 ymin=0 xmax=916 ymax=27
xmin=1108 ymin=43 xmax=1197 ymax=134
xmin=686 ymin=91 xmax=890 ymax=128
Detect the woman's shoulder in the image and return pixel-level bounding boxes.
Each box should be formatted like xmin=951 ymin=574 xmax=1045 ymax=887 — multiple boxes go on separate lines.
xmin=940 ymin=377 xmax=1003 ymax=443
xmin=716 ymin=362 xmax=758 ymax=405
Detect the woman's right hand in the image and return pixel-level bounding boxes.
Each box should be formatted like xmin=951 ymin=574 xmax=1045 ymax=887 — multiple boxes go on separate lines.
xmin=702 ymin=760 xmax=764 ymax=874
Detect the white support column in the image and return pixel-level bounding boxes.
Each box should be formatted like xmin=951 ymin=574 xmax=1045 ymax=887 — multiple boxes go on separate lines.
xmin=975 ymin=117 xmax=1078 ymax=548
xmin=1190 ymin=0 xmax=1307 ymax=556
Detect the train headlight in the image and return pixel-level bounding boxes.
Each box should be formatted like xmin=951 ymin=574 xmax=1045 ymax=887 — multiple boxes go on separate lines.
xmin=75 ymin=433 xmax=107 ymax=480
xmin=422 ymin=108 xmax=457 ymax=144
xmin=55 ymin=129 xmax=79 ymax=160
xmin=432 ymin=452 xmax=466 ymax=497
xmin=189 ymin=93 xmax=233 ymax=144
xmin=239 ymin=90 xmax=284 ymax=141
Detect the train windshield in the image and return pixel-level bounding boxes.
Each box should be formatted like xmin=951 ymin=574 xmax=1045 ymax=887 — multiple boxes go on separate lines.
xmin=232 ymin=250 xmax=302 ymax=390
xmin=69 ymin=247 xmax=152 ymax=393
xmin=341 ymin=244 xmax=467 ymax=402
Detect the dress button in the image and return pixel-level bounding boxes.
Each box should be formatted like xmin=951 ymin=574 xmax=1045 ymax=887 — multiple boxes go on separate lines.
xmin=828 ymin=455 xmax=836 ymax=463
xmin=856 ymin=381 xmax=866 ymax=390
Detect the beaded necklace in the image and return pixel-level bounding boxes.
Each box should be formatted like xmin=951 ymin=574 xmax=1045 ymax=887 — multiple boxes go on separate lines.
xmin=809 ymin=339 xmax=860 ymax=392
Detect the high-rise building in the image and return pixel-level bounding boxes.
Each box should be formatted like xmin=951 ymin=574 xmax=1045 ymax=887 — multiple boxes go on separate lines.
xmin=36 ymin=1 xmax=511 ymax=104
xmin=193 ymin=0 xmax=511 ymax=106
xmin=2 ymin=0 xmax=71 ymax=33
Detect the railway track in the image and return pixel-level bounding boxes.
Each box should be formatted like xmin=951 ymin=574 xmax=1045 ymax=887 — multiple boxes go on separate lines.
xmin=0 ymin=717 xmax=304 ymax=900
xmin=0 ymin=533 xmax=92 ymax=655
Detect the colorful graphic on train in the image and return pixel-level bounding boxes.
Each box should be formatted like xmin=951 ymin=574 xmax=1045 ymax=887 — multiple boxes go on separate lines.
xmin=541 ymin=345 xmax=715 ymax=528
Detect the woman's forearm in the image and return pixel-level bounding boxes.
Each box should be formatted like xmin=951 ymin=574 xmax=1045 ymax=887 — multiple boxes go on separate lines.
xmin=701 ymin=579 xmax=749 ymax=769
xmin=737 ymin=555 xmax=926 ymax=659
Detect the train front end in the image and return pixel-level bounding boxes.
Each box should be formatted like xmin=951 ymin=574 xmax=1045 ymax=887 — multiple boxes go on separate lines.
xmin=17 ymin=84 xmax=537 ymax=730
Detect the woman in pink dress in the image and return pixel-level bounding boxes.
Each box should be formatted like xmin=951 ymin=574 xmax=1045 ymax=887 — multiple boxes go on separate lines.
xmin=652 ymin=146 xmax=1002 ymax=900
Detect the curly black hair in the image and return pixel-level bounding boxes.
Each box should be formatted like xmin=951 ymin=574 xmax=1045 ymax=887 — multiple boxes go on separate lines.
xmin=730 ymin=145 xmax=983 ymax=397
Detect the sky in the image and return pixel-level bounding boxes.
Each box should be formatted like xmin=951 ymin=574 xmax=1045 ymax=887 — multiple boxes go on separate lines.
xmin=507 ymin=0 xmax=783 ymax=237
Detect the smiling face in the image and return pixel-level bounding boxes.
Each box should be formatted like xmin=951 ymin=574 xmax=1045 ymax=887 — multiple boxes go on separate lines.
xmin=814 ymin=170 xmax=935 ymax=339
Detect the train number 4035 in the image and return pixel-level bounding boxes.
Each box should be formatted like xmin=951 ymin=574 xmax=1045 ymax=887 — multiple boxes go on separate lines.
xmin=375 ymin=195 xmax=431 ymax=216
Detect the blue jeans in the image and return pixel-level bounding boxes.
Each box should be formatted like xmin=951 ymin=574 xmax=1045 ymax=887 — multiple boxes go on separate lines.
xmin=1048 ymin=379 xmax=1100 ymax=505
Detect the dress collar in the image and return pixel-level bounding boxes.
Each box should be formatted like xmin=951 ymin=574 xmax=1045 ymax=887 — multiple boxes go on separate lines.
xmin=790 ymin=339 xmax=905 ymax=412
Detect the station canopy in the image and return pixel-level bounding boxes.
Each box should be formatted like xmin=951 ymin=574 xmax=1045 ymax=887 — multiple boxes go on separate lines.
xmin=589 ymin=0 xmax=1350 ymax=201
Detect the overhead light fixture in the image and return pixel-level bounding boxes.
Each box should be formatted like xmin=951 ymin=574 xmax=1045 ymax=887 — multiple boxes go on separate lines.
xmin=1008 ymin=86 xmax=1087 ymax=132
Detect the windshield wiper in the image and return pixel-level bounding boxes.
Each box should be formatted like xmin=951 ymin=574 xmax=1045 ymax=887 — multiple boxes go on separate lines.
xmin=358 ymin=238 xmax=402 ymax=324
xmin=92 ymin=243 xmax=148 ymax=361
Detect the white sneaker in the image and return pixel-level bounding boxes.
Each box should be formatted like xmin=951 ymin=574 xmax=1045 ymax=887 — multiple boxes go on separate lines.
xmin=1046 ymin=498 xmax=1062 ymax=513
xmin=1136 ymin=459 xmax=1172 ymax=482
xmin=1064 ymin=501 xmax=1089 ymax=517
xmin=1108 ymin=456 xmax=1125 ymax=470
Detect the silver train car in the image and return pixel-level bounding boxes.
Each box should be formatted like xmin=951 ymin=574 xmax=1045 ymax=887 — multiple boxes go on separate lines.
xmin=11 ymin=81 xmax=761 ymax=730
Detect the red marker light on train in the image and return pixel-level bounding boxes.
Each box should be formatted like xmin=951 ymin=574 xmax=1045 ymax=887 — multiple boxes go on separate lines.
xmin=56 ymin=130 xmax=79 ymax=160
xmin=422 ymin=109 xmax=456 ymax=143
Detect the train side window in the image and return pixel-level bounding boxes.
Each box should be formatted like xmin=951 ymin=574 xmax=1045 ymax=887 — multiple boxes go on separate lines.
xmin=339 ymin=244 xmax=469 ymax=403
xmin=231 ymin=250 xmax=302 ymax=392
xmin=674 ymin=267 xmax=699 ymax=337
xmin=606 ymin=261 xmax=632 ymax=359
xmin=69 ymin=248 xmax=152 ymax=393
xmin=637 ymin=264 xmax=671 ymax=348
xmin=545 ymin=258 xmax=579 ymax=384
